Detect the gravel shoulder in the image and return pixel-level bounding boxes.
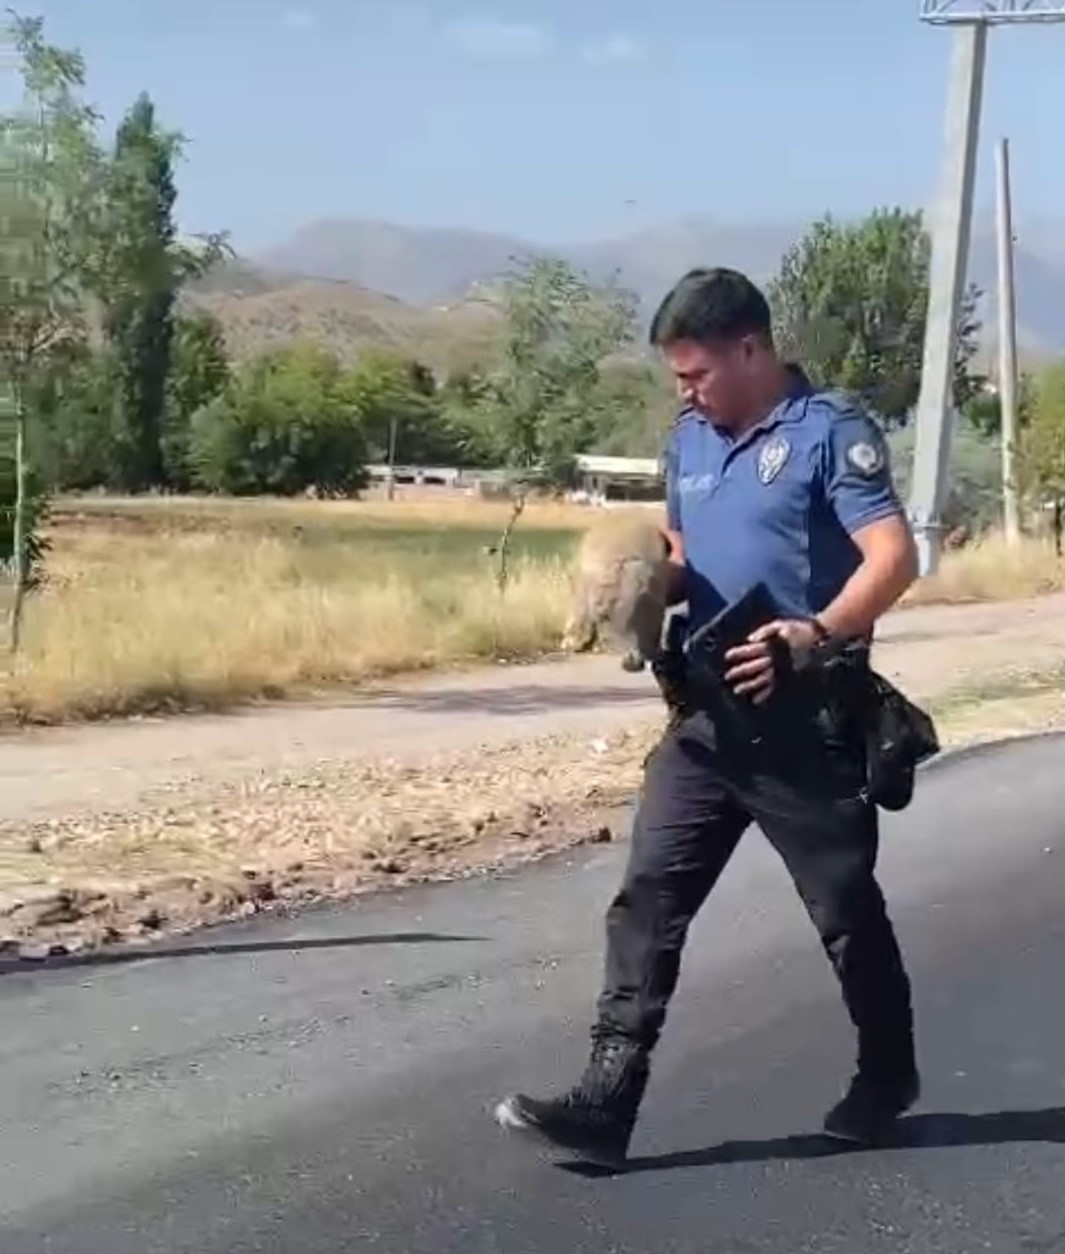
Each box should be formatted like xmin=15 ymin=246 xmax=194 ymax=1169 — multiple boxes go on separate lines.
xmin=2 ymin=593 xmax=1064 ymax=955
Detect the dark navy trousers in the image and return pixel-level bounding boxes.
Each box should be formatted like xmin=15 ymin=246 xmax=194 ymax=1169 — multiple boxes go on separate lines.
xmin=594 ymin=707 xmax=916 ymax=1083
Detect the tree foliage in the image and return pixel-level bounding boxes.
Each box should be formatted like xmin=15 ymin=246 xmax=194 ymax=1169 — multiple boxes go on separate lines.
xmin=99 ymin=92 xmax=180 ymax=490
xmin=163 ymin=309 xmax=231 ymax=488
xmin=97 ymin=92 xmax=229 ymax=491
xmin=28 ymin=341 xmax=120 ymax=489
xmin=769 ymin=209 xmax=983 ymax=425
xmin=1 ymin=10 xmax=106 ymax=647
xmin=1021 ymin=359 xmax=1065 ymax=503
xmin=886 ymin=422 xmax=1004 ymax=535
xmin=472 ymin=257 xmax=640 ymax=486
xmin=188 ymin=342 xmax=368 ymax=496
xmin=346 ymin=350 xmax=459 ymax=465
xmin=962 ymin=373 xmax=1034 ymax=439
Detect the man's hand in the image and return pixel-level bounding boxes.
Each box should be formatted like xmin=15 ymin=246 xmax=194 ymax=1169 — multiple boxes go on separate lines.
xmin=723 ymin=619 xmax=821 ymax=704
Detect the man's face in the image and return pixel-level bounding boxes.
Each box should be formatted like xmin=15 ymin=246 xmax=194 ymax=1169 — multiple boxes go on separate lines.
xmin=662 ymin=337 xmax=759 ymax=428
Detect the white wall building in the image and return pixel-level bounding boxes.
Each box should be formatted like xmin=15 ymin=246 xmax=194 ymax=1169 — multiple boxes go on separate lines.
xmin=570 ymin=455 xmax=665 ymax=506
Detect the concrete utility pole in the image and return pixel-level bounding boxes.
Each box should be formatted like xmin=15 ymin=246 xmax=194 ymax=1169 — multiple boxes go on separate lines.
xmin=907 ymin=20 xmax=987 ymax=577
xmin=911 ymin=0 xmax=1065 ymax=576
xmin=995 ymin=136 xmax=1022 ymax=544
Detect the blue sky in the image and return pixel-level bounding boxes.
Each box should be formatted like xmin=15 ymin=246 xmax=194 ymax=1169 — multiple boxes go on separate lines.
xmin=13 ymin=0 xmax=1065 ymax=251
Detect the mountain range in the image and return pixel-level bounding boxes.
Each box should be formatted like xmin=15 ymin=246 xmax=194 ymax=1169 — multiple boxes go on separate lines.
xmin=190 ymin=215 xmax=1065 ymax=371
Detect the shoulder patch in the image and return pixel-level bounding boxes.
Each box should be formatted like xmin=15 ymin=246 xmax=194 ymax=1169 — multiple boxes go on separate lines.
xmin=844 ymin=438 xmax=885 ymax=478
xmin=757 ymin=433 xmax=791 ymax=484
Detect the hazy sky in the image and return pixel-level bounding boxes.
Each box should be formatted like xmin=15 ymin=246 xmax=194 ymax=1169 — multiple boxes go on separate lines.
xmin=14 ymin=0 xmax=1065 ymax=250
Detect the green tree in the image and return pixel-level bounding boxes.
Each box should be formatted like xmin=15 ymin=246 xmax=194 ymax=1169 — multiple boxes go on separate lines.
xmin=437 ymin=368 xmax=505 ymax=467
xmin=961 ymin=373 xmax=1034 ymax=439
xmin=589 ymin=359 xmax=674 ymax=458
xmin=344 ymin=351 xmax=461 ymax=466
xmin=0 ymin=11 xmax=106 ymax=648
xmin=469 ymin=256 xmax=639 ymax=585
xmin=769 ymin=209 xmax=983 ymax=425
xmin=97 ymin=92 xmax=229 ymax=492
xmin=101 ymin=93 xmax=177 ymax=490
xmin=163 ymin=309 xmax=231 ymax=489
xmin=478 ymin=257 xmax=638 ymax=478
xmin=28 ymin=341 xmax=120 ymax=489
xmin=1021 ymin=358 xmax=1065 ymax=555
xmin=886 ymin=423 xmax=1003 ymax=536
xmin=0 ymin=447 xmax=50 ymax=594
xmin=189 ymin=342 xmax=368 ymax=496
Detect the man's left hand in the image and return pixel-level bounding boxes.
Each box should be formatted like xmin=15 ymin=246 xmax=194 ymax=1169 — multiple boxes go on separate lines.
xmin=723 ymin=619 xmax=820 ymax=704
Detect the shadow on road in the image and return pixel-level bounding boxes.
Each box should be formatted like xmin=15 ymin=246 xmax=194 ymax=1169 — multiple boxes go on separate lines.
xmin=363 ymin=683 xmax=654 ymax=717
xmin=0 ymin=931 xmax=485 ymax=976
xmin=562 ymin=1107 xmax=1065 ymax=1178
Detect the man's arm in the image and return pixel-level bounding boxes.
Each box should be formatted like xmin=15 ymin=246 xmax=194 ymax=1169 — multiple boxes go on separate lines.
xmin=814 ymin=409 xmax=918 ymax=638
xmin=725 ymin=407 xmax=917 ymax=702
xmin=815 ymin=515 xmax=917 ymax=639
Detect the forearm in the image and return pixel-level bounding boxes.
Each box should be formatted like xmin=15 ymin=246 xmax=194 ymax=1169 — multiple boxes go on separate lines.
xmin=816 ymin=548 xmax=917 ymax=639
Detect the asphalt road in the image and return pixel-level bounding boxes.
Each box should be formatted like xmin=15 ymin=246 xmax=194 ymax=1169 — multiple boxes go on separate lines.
xmin=3 ymin=733 xmax=1065 ymax=1253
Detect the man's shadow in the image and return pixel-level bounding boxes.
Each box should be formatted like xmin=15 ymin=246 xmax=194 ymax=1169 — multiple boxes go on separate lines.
xmin=560 ymin=1106 xmax=1065 ymax=1178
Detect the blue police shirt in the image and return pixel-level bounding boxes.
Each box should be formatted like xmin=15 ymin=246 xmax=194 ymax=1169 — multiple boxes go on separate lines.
xmin=663 ymin=383 xmax=903 ymax=631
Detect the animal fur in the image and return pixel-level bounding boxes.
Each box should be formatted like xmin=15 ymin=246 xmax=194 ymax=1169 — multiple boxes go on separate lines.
xmin=561 ymin=516 xmax=673 ymax=671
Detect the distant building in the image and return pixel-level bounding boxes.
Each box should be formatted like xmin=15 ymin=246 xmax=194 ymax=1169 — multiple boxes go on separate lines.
xmin=363 ymin=454 xmax=665 ymax=505
xmin=365 ymin=463 xmax=463 ymax=488
xmin=570 ymin=454 xmax=664 ymax=505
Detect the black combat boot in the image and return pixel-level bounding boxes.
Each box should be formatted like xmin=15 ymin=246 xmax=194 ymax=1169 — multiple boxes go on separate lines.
xmin=494 ymin=1037 xmax=649 ymax=1168
xmin=822 ymin=1068 xmax=921 ymax=1145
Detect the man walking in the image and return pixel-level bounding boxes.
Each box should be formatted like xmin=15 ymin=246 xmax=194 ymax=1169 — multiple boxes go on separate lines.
xmin=495 ymin=267 xmax=921 ymax=1167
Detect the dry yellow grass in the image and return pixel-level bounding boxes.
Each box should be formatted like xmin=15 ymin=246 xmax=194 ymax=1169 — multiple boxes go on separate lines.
xmin=909 ymin=531 xmax=1065 ymax=604
xmin=1 ymin=507 xmax=583 ymax=723
xmin=4 ymin=498 xmax=1063 ymax=727
xmin=53 ymin=492 xmax=610 ymax=534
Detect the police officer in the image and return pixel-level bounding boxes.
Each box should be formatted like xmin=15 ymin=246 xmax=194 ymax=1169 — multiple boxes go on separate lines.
xmin=495 ymin=267 xmax=921 ymax=1167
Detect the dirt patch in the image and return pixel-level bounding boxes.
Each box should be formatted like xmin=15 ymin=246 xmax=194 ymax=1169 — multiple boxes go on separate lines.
xmin=0 ymin=725 xmax=660 ymax=958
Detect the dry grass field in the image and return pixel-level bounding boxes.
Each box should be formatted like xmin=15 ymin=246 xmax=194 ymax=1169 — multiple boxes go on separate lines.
xmin=0 ymin=495 xmax=599 ymax=724
xmin=906 ymin=530 xmax=1065 ymax=604
xmin=2 ymin=493 xmax=1064 ymax=726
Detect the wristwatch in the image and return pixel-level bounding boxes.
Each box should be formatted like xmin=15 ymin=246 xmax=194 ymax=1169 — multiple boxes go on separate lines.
xmin=807 ymin=617 xmax=832 ymax=645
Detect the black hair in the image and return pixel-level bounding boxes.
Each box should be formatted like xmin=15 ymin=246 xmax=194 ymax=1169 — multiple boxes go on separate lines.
xmin=648 ymin=267 xmax=773 ymax=349
xmin=783 ymin=361 xmax=811 ymax=388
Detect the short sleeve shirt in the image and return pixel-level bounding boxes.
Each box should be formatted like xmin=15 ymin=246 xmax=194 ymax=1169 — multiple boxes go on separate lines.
xmin=663 ymin=383 xmax=904 ymax=630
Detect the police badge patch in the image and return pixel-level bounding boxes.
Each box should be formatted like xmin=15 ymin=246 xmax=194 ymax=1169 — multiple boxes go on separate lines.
xmin=757 ymin=434 xmax=791 ymax=485
xmin=845 ymin=439 xmax=885 ymax=477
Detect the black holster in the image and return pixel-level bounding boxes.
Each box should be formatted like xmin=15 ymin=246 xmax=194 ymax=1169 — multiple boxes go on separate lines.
xmin=649 ymin=611 xmax=695 ymax=729
xmin=816 ymin=646 xmax=941 ymax=811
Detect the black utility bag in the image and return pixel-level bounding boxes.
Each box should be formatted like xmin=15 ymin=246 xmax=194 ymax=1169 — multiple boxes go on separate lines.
xmin=857 ymin=668 xmax=941 ymax=812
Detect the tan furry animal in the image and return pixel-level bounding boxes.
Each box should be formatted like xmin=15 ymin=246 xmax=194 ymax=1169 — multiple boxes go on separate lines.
xmin=561 ymin=516 xmax=673 ymax=672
